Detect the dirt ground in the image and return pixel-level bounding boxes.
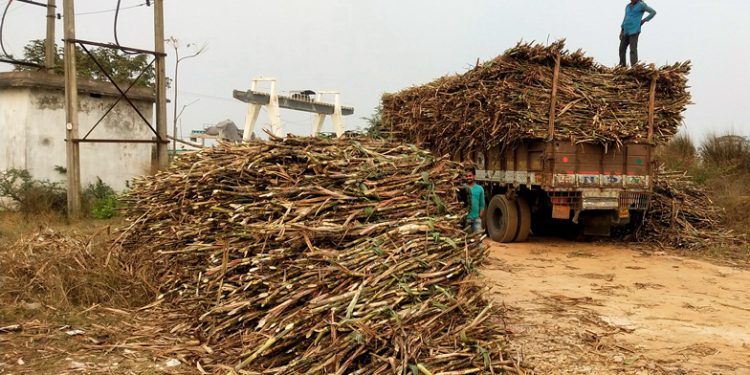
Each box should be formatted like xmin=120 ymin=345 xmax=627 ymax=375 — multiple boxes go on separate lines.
xmin=484 ymin=239 xmax=750 ymax=375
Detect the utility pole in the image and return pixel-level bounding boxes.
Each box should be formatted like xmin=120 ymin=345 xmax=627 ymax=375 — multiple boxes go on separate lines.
xmin=45 ymin=0 xmax=56 ymax=73
xmin=154 ymin=0 xmax=168 ymax=168
xmin=63 ymin=0 xmax=81 ymax=218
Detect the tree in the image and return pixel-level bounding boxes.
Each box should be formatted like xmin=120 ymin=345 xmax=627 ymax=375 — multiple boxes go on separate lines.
xmin=362 ymin=105 xmax=383 ymax=138
xmin=14 ymin=39 xmax=156 ymax=88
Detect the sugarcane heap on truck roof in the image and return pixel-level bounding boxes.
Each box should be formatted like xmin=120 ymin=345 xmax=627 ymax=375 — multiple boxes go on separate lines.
xmin=381 ymin=40 xmax=691 ymax=242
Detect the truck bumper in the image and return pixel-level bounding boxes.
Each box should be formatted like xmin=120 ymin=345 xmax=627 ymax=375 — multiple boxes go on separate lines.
xmin=550 ymin=189 xmax=650 ymax=211
xmin=548 ymin=189 xmax=650 ymax=221
xmin=581 ymin=190 xmax=619 ymax=210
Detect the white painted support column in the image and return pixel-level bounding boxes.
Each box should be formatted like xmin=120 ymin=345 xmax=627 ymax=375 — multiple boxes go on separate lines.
xmin=331 ymin=93 xmax=345 ymax=138
xmin=312 ymin=113 xmax=326 ymax=136
xmin=242 ymin=104 xmax=261 ymax=142
xmin=242 ymin=80 xmax=260 ymax=142
xmin=243 ymin=78 xmax=283 ymax=140
xmin=315 ymin=91 xmax=346 ymax=138
xmin=267 ymin=80 xmax=283 ymax=137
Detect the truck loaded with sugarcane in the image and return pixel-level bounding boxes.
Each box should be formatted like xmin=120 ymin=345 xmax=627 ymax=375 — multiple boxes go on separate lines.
xmin=381 ymin=41 xmax=691 ymax=242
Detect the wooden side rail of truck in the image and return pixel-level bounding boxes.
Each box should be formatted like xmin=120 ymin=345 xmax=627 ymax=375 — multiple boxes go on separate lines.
xmin=462 ymin=139 xmax=654 ymax=242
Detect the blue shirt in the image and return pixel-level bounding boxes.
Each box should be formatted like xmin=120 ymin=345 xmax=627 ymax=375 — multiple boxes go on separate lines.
xmin=466 ymin=183 xmax=485 ymax=220
xmin=622 ymin=1 xmax=656 ymax=36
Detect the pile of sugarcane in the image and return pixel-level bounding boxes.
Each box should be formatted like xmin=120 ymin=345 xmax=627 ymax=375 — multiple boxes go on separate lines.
xmin=638 ymin=170 xmax=742 ymax=249
xmin=118 ymin=137 xmax=522 ymax=374
xmin=381 ymin=40 xmax=691 ymax=156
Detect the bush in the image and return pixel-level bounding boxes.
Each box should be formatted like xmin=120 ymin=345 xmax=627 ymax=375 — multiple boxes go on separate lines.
xmin=0 ymin=170 xmax=121 ymax=218
xmin=82 ymin=178 xmax=120 ymax=219
xmin=0 ymin=169 xmax=67 ymax=214
xmin=699 ymin=133 xmax=750 ymax=171
xmin=658 ymin=132 xmax=696 ymax=170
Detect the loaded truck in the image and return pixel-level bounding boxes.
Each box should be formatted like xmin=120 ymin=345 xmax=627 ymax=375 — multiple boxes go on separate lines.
xmin=462 ymin=140 xmax=653 ymax=242
xmin=381 ymin=42 xmax=688 ymax=242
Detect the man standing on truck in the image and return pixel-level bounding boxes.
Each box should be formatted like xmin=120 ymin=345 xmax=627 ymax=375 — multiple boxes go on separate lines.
xmin=619 ymin=0 xmax=657 ymax=67
xmin=464 ymin=170 xmax=485 ymax=234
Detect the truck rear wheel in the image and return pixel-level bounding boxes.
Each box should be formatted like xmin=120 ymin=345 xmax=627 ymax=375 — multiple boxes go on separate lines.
xmin=514 ymin=196 xmax=531 ymax=242
xmin=486 ymin=195 xmax=519 ymax=243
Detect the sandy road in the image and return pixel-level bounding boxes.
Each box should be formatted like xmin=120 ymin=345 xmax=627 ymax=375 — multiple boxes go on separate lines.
xmin=483 ymin=239 xmax=750 ymax=375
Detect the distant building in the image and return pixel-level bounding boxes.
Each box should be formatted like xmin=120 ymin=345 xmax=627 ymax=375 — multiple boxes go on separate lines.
xmin=189 ymin=119 xmax=246 ymax=146
xmin=0 ymin=71 xmax=156 ymax=192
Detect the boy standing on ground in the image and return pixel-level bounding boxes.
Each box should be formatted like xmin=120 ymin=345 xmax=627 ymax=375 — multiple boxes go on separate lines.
xmin=464 ymin=170 xmax=485 ymax=234
xmin=620 ymin=0 xmax=657 ymax=67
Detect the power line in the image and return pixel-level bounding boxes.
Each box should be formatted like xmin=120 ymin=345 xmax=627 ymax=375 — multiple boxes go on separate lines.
xmin=113 ymin=0 xmax=138 ymax=53
xmin=77 ymin=1 xmax=149 ymax=16
xmin=0 ymin=0 xmax=13 ymax=57
xmin=114 ymin=0 xmax=123 ymax=47
xmin=0 ymin=0 xmax=154 ymax=58
xmin=0 ymin=0 xmax=49 ymax=67
xmin=178 ymin=90 xmax=236 ymax=102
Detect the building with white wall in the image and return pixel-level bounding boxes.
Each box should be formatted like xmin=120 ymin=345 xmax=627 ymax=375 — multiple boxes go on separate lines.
xmin=0 ymin=71 xmax=156 ymax=192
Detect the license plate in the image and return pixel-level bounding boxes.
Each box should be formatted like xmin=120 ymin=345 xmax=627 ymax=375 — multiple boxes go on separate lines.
xmin=552 ymin=205 xmax=570 ymax=219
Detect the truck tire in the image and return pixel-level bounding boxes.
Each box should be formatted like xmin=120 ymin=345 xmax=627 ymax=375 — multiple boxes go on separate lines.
xmin=486 ymin=195 xmax=519 ymax=243
xmin=514 ymin=196 xmax=531 ymax=242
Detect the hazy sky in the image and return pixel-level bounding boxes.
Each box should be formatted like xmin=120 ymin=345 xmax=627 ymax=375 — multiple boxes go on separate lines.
xmin=2 ymin=0 xmax=749 ymax=140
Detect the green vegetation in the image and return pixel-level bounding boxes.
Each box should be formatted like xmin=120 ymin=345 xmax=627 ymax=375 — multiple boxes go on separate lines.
xmin=362 ymin=105 xmax=383 ymax=138
xmin=83 ymin=178 xmax=120 ymax=219
xmin=0 ymin=169 xmax=121 ymax=219
xmin=14 ymin=40 xmax=157 ymax=88
xmin=0 ymin=169 xmax=67 ymax=214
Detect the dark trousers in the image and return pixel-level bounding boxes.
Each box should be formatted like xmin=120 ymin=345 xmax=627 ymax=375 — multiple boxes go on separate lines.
xmin=619 ymin=33 xmax=640 ymax=67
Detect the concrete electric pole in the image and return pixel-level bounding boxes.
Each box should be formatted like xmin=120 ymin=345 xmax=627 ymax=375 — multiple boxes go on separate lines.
xmin=45 ymin=0 xmax=56 ymax=73
xmin=154 ymin=0 xmax=168 ymax=168
xmin=63 ymin=0 xmax=81 ymax=218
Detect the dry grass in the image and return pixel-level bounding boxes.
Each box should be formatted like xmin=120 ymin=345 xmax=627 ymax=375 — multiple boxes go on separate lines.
xmin=697 ymin=134 xmax=750 ymax=237
xmin=0 ymin=214 xmax=181 ymax=374
xmin=656 ymin=133 xmax=750 ymax=239
xmin=657 ymin=132 xmax=697 ymax=170
xmin=0 ymin=212 xmax=111 ymax=243
xmin=707 ymin=176 xmax=750 ymax=237
xmin=699 ymin=133 xmax=750 ymax=171
xmin=0 ymin=213 xmax=153 ymax=312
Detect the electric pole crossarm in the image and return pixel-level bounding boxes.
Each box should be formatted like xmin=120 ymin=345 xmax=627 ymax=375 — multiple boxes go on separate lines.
xmin=63 ymin=38 xmax=166 ymax=57
xmin=0 ymin=58 xmax=44 ymax=67
xmin=16 ymin=0 xmax=51 ymax=8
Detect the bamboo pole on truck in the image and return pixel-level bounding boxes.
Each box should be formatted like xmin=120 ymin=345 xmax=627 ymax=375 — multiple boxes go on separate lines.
xmin=646 ymin=73 xmax=658 ymax=185
xmin=548 ymin=51 xmax=561 ymax=139
xmin=547 ymin=51 xmax=561 ymax=187
xmin=647 ymin=74 xmax=658 ymax=143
